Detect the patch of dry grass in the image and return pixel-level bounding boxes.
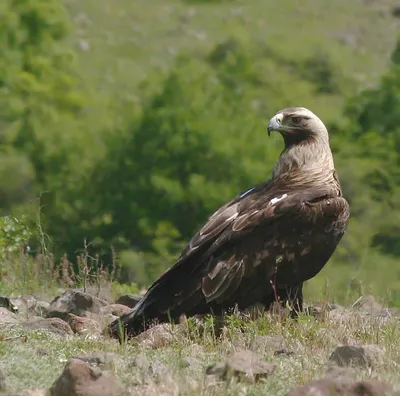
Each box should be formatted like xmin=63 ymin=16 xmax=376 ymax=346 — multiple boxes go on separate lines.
xmin=0 ymin=302 xmax=399 ymax=395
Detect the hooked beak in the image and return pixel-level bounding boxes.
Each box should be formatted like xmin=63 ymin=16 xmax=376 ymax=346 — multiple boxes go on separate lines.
xmin=267 ymin=114 xmax=284 ymax=136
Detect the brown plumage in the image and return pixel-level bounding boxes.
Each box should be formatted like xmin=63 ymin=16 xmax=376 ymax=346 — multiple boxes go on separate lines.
xmin=108 ymin=107 xmax=350 ymax=340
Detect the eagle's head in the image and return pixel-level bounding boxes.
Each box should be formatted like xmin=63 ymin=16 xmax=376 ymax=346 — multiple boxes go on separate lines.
xmin=267 ymin=107 xmax=329 ymax=148
xmin=267 ymin=107 xmax=334 ymax=178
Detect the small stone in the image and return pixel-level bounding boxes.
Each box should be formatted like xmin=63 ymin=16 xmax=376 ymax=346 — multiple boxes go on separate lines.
xmin=6 ymin=295 xmax=50 ymax=317
xmin=49 ymin=359 xmax=125 ymax=396
xmin=73 ymin=352 xmax=119 ymax=370
xmin=207 ymin=350 xmax=275 ymax=383
xmin=0 ymin=307 xmax=19 ymax=324
xmin=136 ymin=323 xmax=185 ymax=349
xmin=286 ymin=378 xmax=348 ymax=396
xmin=100 ymin=304 xmax=131 ymax=317
xmin=329 ymin=345 xmax=385 ymax=368
xmin=349 ymin=379 xmax=392 ymax=396
xmin=67 ymin=314 xmax=102 ymax=337
xmin=49 ymin=290 xmax=108 ymax=316
xmin=114 ymin=294 xmax=141 ymax=308
xmin=9 ymin=295 xmax=42 ymax=314
xmin=21 ymin=317 xmax=74 ymax=337
xmin=25 ymin=390 xmax=48 ymax=396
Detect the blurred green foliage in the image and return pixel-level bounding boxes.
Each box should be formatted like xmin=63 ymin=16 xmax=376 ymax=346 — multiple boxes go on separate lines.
xmin=0 ymin=216 xmax=32 ymax=258
xmin=1 ymin=0 xmax=400 ymax=304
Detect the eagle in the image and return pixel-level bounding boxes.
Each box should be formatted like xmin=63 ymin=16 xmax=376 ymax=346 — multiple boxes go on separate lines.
xmin=108 ymin=107 xmax=350 ymax=340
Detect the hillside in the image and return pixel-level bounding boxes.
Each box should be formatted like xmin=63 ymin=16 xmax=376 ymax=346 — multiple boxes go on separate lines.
xmin=2 ymin=0 xmax=400 ymax=306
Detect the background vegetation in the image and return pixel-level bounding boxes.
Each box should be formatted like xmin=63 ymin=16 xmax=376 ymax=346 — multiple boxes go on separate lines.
xmin=1 ymin=0 xmax=400 ymax=304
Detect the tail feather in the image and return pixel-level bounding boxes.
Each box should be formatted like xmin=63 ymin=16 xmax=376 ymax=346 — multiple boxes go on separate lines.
xmin=106 ymin=281 xmax=207 ymax=341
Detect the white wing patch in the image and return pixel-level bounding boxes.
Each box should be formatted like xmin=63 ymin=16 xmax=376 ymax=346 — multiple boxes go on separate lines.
xmin=226 ymin=213 xmax=239 ymax=222
xmin=270 ymin=193 xmax=288 ymax=205
xmin=239 ymin=187 xmax=255 ymax=198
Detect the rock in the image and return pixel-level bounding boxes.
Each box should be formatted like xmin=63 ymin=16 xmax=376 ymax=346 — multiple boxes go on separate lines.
xmin=79 ymin=286 xmax=112 ymax=303
xmin=21 ymin=318 xmax=74 ymax=337
xmin=329 ymin=345 xmax=385 ymax=368
xmin=25 ymin=390 xmax=48 ymax=396
xmin=48 ymin=359 xmax=125 ymax=396
xmin=8 ymin=295 xmax=50 ymax=317
xmin=73 ymin=352 xmax=119 ymax=370
xmin=49 ymin=290 xmax=108 ymax=316
xmin=206 ymin=350 xmax=275 ymax=383
xmin=286 ymin=378 xmax=392 ymax=396
xmin=100 ymin=304 xmax=131 ymax=317
xmin=0 ymin=296 xmax=18 ymax=313
xmin=136 ymin=323 xmax=186 ymax=349
xmin=114 ymin=294 xmax=141 ymax=308
xmin=9 ymin=295 xmax=37 ymax=312
xmin=67 ymin=314 xmax=102 ymax=337
xmin=31 ymin=301 xmax=51 ymax=317
xmin=46 ymin=310 xmax=71 ymax=322
xmin=0 ymin=307 xmax=19 ymax=324
xmin=349 ymin=379 xmax=392 ymax=395
xmin=286 ymin=378 xmax=348 ymax=396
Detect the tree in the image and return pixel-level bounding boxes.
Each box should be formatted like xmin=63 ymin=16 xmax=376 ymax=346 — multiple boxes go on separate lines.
xmin=0 ymin=0 xmax=83 ymax=212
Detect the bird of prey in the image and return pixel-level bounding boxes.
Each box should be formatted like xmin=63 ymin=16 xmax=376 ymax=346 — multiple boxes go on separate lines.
xmin=108 ymin=107 xmax=350 ymax=340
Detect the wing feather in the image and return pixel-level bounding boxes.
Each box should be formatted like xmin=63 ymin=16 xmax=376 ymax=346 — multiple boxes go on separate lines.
xmin=202 ymin=258 xmax=245 ymax=303
xmin=125 ymin=181 xmax=346 ymax=325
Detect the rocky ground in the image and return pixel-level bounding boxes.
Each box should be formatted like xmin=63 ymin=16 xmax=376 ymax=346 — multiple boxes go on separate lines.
xmin=0 ymin=290 xmax=399 ymax=395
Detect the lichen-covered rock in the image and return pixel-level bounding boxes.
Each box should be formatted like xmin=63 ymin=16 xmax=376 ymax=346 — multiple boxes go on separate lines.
xmin=72 ymin=352 xmax=120 ymax=370
xmin=136 ymin=323 xmax=186 ymax=349
xmin=329 ymin=345 xmax=385 ymax=368
xmin=0 ymin=307 xmax=19 ymax=324
xmin=49 ymin=290 xmax=108 ymax=316
xmin=48 ymin=359 xmax=125 ymax=396
xmin=67 ymin=314 xmax=102 ymax=337
xmin=21 ymin=318 xmax=74 ymax=337
xmin=206 ymin=349 xmax=275 ymax=383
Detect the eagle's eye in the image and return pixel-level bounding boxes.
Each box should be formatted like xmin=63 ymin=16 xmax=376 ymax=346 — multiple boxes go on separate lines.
xmin=291 ymin=116 xmax=302 ymax=125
